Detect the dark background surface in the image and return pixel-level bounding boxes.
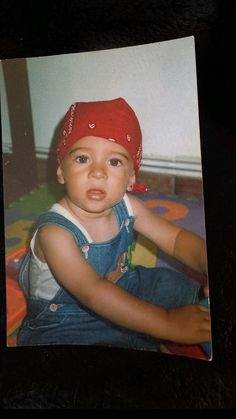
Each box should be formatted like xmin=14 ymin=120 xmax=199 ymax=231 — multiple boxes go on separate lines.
xmin=0 ymin=0 xmax=236 ymax=409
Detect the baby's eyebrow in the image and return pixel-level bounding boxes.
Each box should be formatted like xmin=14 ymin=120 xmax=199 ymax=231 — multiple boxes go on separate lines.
xmin=69 ymin=147 xmax=89 ymax=155
xmin=69 ymin=147 xmax=129 ymax=161
xmin=110 ymin=152 xmax=129 ymax=161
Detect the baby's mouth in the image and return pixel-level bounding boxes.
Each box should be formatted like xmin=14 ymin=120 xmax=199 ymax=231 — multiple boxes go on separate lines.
xmin=86 ymin=189 xmax=106 ymax=200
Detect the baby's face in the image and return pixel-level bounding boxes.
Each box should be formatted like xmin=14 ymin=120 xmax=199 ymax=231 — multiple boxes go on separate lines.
xmin=57 ymin=136 xmax=135 ymax=214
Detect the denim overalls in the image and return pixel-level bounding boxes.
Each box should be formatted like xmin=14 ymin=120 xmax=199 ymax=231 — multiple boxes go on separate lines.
xmin=17 ymin=196 xmax=200 ymax=349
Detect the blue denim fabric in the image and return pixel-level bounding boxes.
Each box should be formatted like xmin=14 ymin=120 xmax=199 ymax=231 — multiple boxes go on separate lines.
xmin=17 ymin=197 xmax=200 ymax=350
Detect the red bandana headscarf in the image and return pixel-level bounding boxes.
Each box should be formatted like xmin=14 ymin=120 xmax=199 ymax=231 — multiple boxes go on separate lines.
xmin=57 ymin=97 xmax=142 ymax=176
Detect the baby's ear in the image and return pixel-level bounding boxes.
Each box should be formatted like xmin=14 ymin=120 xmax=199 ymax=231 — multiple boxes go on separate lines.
xmin=57 ymin=166 xmax=65 ymax=184
xmin=127 ymin=172 xmax=136 ymax=191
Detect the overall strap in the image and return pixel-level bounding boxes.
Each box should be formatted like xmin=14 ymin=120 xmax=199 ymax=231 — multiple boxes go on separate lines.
xmin=114 ymin=195 xmax=134 ymax=227
xmin=35 ymin=211 xmax=89 ymax=247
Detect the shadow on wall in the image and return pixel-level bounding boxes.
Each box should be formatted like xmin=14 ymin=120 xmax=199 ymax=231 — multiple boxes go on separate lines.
xmin=2 ymin=59 xmax=37 ymax=206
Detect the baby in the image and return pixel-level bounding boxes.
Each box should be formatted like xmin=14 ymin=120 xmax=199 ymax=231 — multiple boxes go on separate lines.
xmin=17 ymin=97 xmax=210 ymax=351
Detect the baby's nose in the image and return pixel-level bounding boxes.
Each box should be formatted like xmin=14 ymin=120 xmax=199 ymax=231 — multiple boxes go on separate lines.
xmin=89 ymin=162 xmax=107 ymax=178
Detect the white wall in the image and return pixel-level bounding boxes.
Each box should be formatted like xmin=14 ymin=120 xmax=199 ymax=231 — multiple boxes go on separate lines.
xmin=1 ymin=36 xmax=202 ymax=177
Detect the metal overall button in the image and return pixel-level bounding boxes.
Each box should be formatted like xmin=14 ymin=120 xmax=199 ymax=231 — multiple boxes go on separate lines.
xmin=49 ymin=303 xmax=58 ymax=312
xmin=125 ymin=218 xmax=130 ymax=232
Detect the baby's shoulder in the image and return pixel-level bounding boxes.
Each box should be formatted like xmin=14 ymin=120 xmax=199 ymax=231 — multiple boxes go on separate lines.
xmin=126 ymin=193 xmax=148 ymax=217
xmin=37 ymin=223 xmax=73 ymax=242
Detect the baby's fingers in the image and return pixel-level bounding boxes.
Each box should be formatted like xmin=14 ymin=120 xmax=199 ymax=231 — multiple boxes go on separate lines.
xmin=198 ymin=307 xmax=211 ymax=323
xmin=197 ymin=303 xmax=210 ymax=313
xmin=201 ymin=318 xmax=211 ymax=331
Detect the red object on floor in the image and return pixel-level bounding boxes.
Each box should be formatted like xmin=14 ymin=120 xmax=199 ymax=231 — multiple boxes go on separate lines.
xmin=6 ymin=246 xmax=28 ymax=279
xmin=164 ymin=343 xmax=207 ymax=360
xmin=6 ymin=247 xmax=28 ymax=339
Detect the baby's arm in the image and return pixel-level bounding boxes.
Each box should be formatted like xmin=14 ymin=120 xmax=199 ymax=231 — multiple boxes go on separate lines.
xmin=129 ymin=194 xmax=208 ymax=276
xmin=35 ymin=224 xmax=210 ymax=345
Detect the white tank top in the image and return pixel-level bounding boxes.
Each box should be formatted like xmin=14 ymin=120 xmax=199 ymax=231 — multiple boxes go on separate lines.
xmin=29 ymin=195 xmax=133 ymax=300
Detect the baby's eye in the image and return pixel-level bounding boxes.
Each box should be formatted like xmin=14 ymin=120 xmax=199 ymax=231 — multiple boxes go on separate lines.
xmin=75 ymin=155 xmax=89 ymax=164
xmin=109 ymin=158 xmax=123 ymax=167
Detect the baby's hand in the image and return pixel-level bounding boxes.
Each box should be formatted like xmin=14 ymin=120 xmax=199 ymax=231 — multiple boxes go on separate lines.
xmin=165 ymin=304 xmax=211 ymax=345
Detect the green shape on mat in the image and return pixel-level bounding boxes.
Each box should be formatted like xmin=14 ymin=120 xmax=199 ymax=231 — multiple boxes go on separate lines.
xmin=9 ymin=184 xmax=56 ymax=214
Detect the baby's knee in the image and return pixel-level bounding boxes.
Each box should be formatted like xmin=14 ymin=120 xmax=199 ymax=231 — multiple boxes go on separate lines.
xmin=155 ymin=268 xmax=200 ymax=307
